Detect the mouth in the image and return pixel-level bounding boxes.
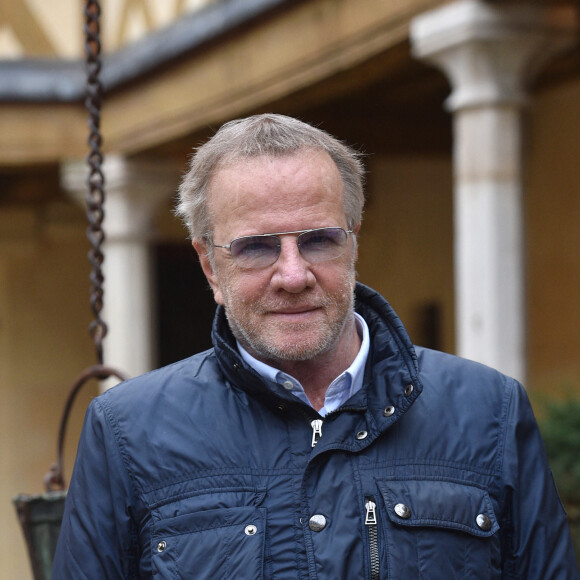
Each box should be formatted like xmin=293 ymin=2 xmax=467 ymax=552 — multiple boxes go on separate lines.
xmin=267 ymin=306 xmax=321 ymax=320
xmin=274 ymin=306 xmax=317 ymax=314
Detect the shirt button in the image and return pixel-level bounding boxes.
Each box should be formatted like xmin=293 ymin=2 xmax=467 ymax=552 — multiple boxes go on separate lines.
xmin=283 ymin=380 xmax=294 ymax=390
xmin=356 ymin=430 xmax=368 ymax=440
xmin=309 ymin=514 xmax=327 ymax=531
xmin=476 ymin=514 xmax=492 ymax=531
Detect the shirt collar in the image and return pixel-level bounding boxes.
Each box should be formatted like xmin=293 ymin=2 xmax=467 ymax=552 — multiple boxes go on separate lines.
xmin=237 ymin=312 xmax=370 ymax=416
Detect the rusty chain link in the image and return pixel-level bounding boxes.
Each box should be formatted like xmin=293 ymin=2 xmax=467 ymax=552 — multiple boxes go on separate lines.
xmin=84 ymin=0 xmax=107 ymax=364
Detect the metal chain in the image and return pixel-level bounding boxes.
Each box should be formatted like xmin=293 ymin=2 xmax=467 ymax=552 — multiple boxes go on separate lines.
xmin=43 ymin=0 xmax=134 ymax=493
xmin=84 ymin=0 xmax=107 ymax=364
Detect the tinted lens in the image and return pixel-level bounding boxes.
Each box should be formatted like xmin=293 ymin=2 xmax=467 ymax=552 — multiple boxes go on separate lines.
xmin=298 ymin=228 xmax=347 ymax=262
xmin=230 ymin=235 xmax=280 ymax=268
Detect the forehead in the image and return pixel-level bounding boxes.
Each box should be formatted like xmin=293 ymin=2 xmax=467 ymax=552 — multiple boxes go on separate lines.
xmin=206 ymin=151 xmax=346 ymax=236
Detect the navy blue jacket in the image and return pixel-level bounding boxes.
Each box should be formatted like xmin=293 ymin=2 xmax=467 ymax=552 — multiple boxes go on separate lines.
xmin=53 ymin=283 xmax=579 ymax=579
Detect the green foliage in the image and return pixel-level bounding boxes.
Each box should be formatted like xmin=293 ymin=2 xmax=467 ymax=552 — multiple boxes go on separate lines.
xmin=541 ymin=399 xmax=580 ymax=504
xmin=540 ymin=398 xmax=580 ymax=562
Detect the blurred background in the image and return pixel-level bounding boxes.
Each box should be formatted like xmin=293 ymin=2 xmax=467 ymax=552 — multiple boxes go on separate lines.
xmin=1 ymin=0 xmax=579 ymax=576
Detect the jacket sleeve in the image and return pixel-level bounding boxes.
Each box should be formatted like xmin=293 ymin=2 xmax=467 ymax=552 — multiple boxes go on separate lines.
xmin=501 ymin=379 xmax=579 ymax=579
xmin=52 ymin=398 xmax=140 ymax=579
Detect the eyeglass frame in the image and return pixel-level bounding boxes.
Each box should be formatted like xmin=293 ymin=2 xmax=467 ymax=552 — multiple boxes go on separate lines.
xmin=209 ymin=226 xmax=354 ymax=269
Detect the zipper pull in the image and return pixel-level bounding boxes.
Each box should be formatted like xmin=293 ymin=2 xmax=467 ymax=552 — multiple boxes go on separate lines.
xmin=365 ymin=499 xmax=377 ymax=525
xmin=365 ymin=497 xmax=380 ymax=580
xmin=311 ymin=419 xmax=323 ymax=447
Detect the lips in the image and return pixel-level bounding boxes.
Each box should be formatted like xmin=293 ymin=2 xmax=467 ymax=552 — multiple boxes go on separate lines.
xmin=271 ymin=306 xmax=319 ymax=315
xmin=253 ymin=294 xmax=328 ymax=317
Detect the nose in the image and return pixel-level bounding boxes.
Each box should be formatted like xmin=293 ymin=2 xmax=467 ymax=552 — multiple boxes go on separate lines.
xmin=270 ymin=236 xmax=316 ymax=293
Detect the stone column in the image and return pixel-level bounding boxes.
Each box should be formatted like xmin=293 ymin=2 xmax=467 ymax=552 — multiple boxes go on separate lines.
xmin=410 ymin=0 xmax=576 ymax=382
xmin=62 ymin=155 xmax=179 ymax=387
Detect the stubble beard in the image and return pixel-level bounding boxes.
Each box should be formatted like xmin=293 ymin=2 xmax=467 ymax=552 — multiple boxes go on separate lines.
xmin=221 ymin=273 xmax=356 ymax=365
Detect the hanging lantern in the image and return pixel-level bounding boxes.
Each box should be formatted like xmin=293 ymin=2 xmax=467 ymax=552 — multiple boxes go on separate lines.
xmin=13 ymin=492 xmax=67 ymax=580
xmin=14 ymin=365 xmax=127 ymax=579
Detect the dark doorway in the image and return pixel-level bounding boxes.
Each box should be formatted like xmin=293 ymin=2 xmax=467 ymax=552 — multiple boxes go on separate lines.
xmin=154 ymin=242 xmax=216 ymax=367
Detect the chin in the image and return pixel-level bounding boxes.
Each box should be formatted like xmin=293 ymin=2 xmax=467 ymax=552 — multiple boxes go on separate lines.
xmin=251 ymin=331 xmax=338 ymax=363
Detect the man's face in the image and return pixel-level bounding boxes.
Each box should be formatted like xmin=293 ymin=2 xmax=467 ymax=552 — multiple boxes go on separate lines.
xmin=194 ymin=150 xmax=359 ymax=366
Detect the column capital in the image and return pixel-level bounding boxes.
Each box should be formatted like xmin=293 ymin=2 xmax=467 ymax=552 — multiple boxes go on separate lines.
xmin=60 ymin=155 xmax=180 ymax=240
xmin=410 ymin=0 xmax=577 ymax=111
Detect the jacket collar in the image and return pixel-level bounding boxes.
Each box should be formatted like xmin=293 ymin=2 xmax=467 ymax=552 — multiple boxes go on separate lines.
xmin=352 ymin=283 xmax=423 ymax=431
xmin=211 ymin=282 xmax=423 ymax=422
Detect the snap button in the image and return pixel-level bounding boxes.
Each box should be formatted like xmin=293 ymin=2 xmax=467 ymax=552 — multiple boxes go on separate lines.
xmin=356 ymin=430 xmax=368 ymax=440
xmin=157 ymin=540 xmax=167 ymax=552
xmin=283 ymin=380 xmax=294 ymax=390
xmin=383 ymin=406 xmax=395 ymax=417
xmin=404 ymin=384 xmax=414 ymax=396
xmin=309 ymin=514 xmax=327 ymax=532
xmin=245 ymin=524 xmax=258 ymax=536
xmin=476 ymin=514 xmax=492 ymax=531
xmin=394 ymin=503 xmax=411 ymax=519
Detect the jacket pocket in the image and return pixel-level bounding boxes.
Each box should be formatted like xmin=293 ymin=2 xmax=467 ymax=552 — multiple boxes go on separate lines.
xmin=149 ymin=487 xmax=267 ymax=579
xmin=376 ymin=479 xmax=501 ymax=579
xmin=151 ymin=505 xmax=266 ymax=579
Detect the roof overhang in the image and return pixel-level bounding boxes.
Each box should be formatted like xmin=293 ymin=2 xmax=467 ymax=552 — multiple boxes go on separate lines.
xmin=0 ymin=0 xmax=577 ymax=165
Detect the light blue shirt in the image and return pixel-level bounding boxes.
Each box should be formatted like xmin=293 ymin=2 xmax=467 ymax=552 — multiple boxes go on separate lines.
xmin=237 ymin=312 xmax=370 ymax=417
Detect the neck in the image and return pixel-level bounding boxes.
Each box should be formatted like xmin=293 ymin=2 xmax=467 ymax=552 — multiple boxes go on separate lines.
xmin=269 ymin=317 xmax=361 ymax=411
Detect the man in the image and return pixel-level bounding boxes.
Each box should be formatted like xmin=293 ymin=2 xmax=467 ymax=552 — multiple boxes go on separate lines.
xmin=53 ymin=114 xmax=578 ymax=578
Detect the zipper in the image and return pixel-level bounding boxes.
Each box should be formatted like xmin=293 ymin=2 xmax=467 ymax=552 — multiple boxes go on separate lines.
xmin=365 ymin=497 xmax=380 ymax=580
xmin=310 ymin=419 xmax=323 ymax=447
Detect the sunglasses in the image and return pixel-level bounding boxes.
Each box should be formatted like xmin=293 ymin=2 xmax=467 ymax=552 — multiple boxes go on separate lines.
xmin=211 ymin=227 xmax=353 ymax=270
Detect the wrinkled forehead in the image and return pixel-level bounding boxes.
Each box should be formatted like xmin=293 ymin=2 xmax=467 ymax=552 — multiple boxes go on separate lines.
xmin=206 ymin=148 xmax=344 ymax=207
xmin=205 ymin=150 xmax=346 ymax=231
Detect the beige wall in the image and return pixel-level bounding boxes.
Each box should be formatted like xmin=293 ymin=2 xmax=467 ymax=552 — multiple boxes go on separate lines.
xmin=357 ymin=156 xmax=455 ymax=354
xmin=527 ymin=76 xmax=580 ymax=401
xmin=0 ymin=204 xmax=95 ymax=580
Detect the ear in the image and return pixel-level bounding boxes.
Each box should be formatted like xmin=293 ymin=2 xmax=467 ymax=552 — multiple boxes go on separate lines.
xmin=192 ymin=239 xmax=225 ymax=306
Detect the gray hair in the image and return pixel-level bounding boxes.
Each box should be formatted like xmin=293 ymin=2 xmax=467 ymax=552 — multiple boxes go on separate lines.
xmin=175 ymin=114 xmax=365 ymax=239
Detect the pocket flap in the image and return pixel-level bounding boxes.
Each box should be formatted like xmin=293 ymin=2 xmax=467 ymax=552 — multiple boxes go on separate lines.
xmin=152 ymin=486 xmax=266 ymax=519
xmin=377 ymin=479 xmax=499 ymax=537
xmin=154 ymin=505 xmax=264 ymax=537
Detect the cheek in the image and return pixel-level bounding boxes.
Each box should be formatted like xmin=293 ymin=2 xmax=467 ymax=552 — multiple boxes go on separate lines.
xmin=219 ymin=268 xmax=270 ymax=307
xmin=316 ymin=261 xmax=356 ymax=291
